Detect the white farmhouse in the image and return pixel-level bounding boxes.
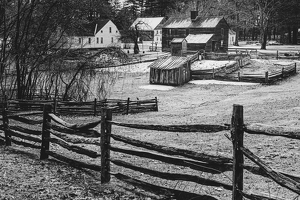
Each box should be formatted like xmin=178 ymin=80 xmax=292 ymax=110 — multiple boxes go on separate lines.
xmin=130 ymin=17 xmax=165 ymax=50
xmin=66 ymin=19 xmax=121 ymax=49
xmin=228 ymin=29 xmax=236 ymax=46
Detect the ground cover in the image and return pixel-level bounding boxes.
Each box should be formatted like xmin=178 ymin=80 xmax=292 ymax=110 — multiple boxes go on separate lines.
xmin=1 ymin=50 xmax=300 ymax=199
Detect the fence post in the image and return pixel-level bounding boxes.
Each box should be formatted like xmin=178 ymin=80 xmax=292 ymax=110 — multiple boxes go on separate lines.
xmin=295 ymin=63 xmax=297 ymax=74
xmin=276 ymin=50 xmax=279 ymax=60
xmin=238 ymin=72 xmax=241 ymax=82
xmin=282 ymin=67 xmax=284 ymax=78
xmin=94 ymin=98 xmax=97 ymax=116
xmin=101 ymin=108 xmax=112 ymax=184
xmin=265 ymin=71 xmax=269 ymax=83
xmin=40 ymin=104 xmax=52 ymax=160
xmin=155 ymin=97 xmax=158 ymax=111
xmin=2 ymin=107 xmax=11 ymax=146
xmin=126 ymin=97 xmax=130 ymax=115
xmin=231 ymin=104 xmax=244 ymax=200
xmin=212 ymin=68 xmax=215 ymax=79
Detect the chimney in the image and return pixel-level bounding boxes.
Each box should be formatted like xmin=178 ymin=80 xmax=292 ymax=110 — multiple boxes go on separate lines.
xmin=191 ymin=11 xmax=198 ymax=21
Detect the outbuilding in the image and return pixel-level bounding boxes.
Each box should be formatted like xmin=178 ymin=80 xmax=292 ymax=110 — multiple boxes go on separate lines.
xmin=170 ymin=38 xmax=187 ymax=56
xmin=185 ymin=34 xmax=214 ymax=52
xmin=149 ymin=56 xmax=191 ymax=86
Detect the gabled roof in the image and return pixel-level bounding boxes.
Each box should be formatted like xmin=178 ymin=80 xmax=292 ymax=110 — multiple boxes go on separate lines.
xmin=185 ymin=34 xmax=214 ymax=44
xmin=163 ymin=16 xmax=224 ymax=29
xmin=148 ymin=56 xmax=188 ymax=70
xmin=171 ymin=38 xmax=186 ymax=43
xmin=76 ymin=19 xmax=110 ymax=36
xmin=131 ymin=17 xmax=165 ymax=31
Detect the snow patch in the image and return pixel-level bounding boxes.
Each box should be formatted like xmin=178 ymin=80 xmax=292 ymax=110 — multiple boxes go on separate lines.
xmin=189 ymin=80 xmax=259 ymax=86
xmin=139 ymin=85 xmax=175 ymax=91
xmin=191 ymin=60 xmax=237 ymax=70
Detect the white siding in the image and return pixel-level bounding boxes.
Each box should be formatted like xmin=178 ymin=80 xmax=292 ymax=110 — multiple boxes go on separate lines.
xmin=228 ymin=32 xmax=236 ymax=46
xmin=92 ymin=20 xmax=121 ymax=48
xmin=65 ymin=20 xmax=121 ymax=49
xmin=153 ymin=29 xmax=162 ymax=47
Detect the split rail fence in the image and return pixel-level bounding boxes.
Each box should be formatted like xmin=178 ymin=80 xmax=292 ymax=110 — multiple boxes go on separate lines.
xmin=208 ymin=49 xmax=300 ymax=61
xmin=192 ymin=62 xmax=297 ymax=84
xmin=0 ymin=97 xmax=158 ymax=116
xmin=0 ymin=105 xmax=300 ymax=199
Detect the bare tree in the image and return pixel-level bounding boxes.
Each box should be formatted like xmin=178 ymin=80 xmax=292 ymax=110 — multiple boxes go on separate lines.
xmin=120 ymin=21 xmax=152 ymax=54
xmin=0 ymin=0 xmax=128 ymax=100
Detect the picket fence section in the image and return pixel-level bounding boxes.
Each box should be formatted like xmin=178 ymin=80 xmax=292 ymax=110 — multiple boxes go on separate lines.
xmin=1 ymin=105 xmax=300 ymax=199
xmin=0 ymin=97 xmax=158 ymax=116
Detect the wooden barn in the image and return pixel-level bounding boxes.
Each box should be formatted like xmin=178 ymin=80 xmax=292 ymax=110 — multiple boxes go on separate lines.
xmin=171 ymin=38 xmax=187 ymax=56
xmin=162 ymin=11 xmax=230 ymax=52
xmin=149 ymin=56 xmax=191 ymax=86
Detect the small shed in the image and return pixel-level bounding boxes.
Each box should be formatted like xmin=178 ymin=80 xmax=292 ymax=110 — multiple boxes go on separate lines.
xmin=185 ymin=34 xmax=214 ymax=52
xmin=149 ymin=56 xmax=191 ymax=86
xmin=171 ymin=38 xmax=187 ymax=56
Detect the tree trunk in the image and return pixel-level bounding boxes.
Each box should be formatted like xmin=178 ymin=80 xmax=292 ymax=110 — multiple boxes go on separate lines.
xmin=15 ymin=0 xmax=23 ymax=99
xmin=292 ymin=26 xmax=298 ymax=44
xmin=234 ymin=29 xmax=239 ymax=46
xmin=287 ymin=26 xmax=292 ymax=44
xmin=260 ymin=30 xmax=267 ymax=50
xmin=251 ymin=28 xmax=255 ymax=41
xmin=134 ymin=40 xmax=139 ymax=54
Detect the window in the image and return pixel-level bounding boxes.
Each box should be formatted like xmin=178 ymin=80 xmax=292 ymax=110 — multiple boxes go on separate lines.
xmin=97 ymin=37 xmax=99 ymax=44
xmin=88 ymin=38 xmax=91 ymax=44
xmin=157 ymin=30 xmax=159 ymax=34
xmin=79 ymin=38 xmax=81 ymax=43
xmin=111 ymin=37 xmax=113 ymax=43
xmin=101 ymin=30 xmax=103 ymax=33
xmin=116 ymin=30 xmax=118 ymax=33
xmin=101 ymin=37 xmax=103 ymax=44
xmin=109 ymin=27 xmax=112 ymax=33
xmin=157 ymin=37 xmax=159 ymax=41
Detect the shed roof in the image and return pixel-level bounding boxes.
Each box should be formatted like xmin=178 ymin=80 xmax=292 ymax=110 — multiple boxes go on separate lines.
xmin=185 ymin=34 xmax=214 ymax=44
xmin=131 ymin=17 xmax=165 ymax=31
xmin=163 ymin=16 xmax=224 ymax=29
xmin=149 ymin=56 xmax=188 ymax=70
xmin=171 ymin=38 xmax=186 ymax=43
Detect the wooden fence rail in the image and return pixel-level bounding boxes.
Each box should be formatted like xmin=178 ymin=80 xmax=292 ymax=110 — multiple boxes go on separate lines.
xmin=192 ymin=62 xmax=297 ymax=84
xmin=1 ymin=105 xmax=300 ymax=199
xmin=0 ymin=97 xmax=158 ymax=116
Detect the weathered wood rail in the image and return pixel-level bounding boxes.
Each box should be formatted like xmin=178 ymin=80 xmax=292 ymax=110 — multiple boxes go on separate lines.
xmin=192 ymin=62 xmax=297 ymax=84
xmin=1 ymin=104 xmax=300 ymax=199
xmin=0 ymin=97 xmax=158 ymax=116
